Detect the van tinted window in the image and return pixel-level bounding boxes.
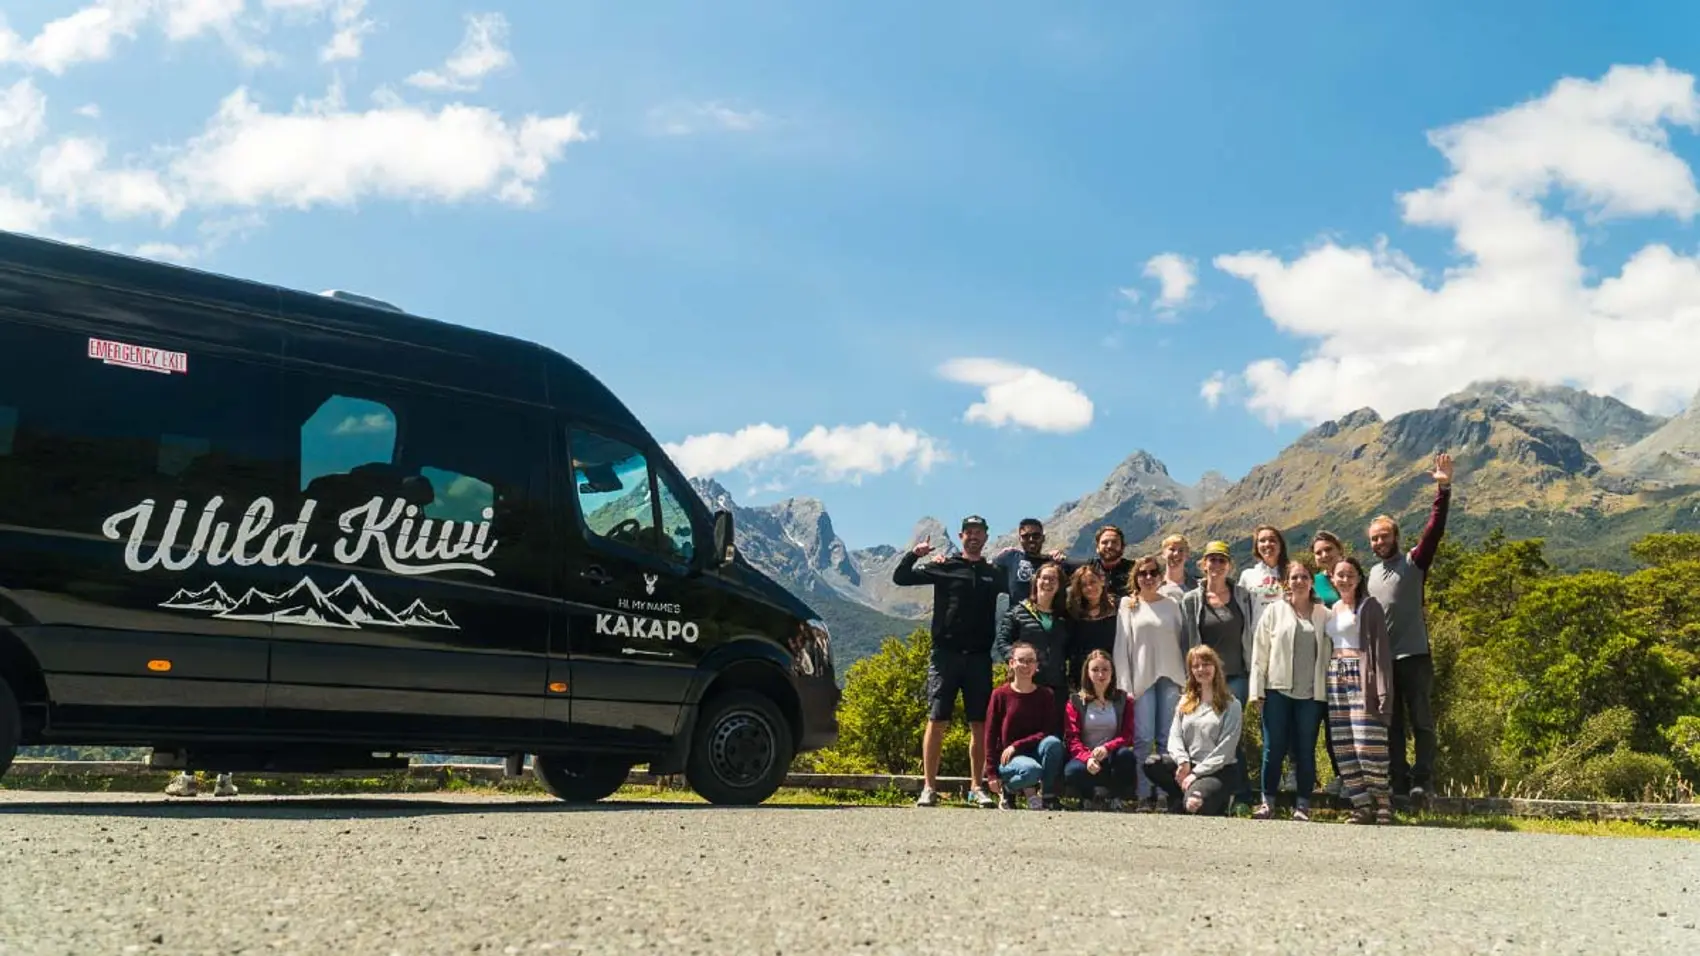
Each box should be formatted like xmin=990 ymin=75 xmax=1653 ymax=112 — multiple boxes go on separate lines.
xmin=290 ymin=380 xmax=549 ymax=592
xmin=568 ymin=427 xmax=697 ymax=566
xmin=0 ymin=320 xmax=291 ymax=534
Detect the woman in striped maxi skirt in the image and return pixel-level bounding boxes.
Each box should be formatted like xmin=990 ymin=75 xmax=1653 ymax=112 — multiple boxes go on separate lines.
xmin=1322 ymin=556 xmax=1395 ymax=824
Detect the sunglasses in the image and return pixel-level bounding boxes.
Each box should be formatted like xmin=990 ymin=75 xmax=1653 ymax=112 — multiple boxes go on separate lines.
xmin=1136 ymin=569 xmax=1161 ymax=579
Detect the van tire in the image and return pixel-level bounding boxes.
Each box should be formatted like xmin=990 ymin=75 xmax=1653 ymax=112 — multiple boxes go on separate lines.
xmin=0 ymin=678 xmax=19 ymax=778
xmin=684 ymin=689 xmax=792 ymax=806
xmin=531 ymin=753 xmax=632 ymax=803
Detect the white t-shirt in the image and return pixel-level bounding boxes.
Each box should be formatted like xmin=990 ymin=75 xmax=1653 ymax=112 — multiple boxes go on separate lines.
xmin=1239 ymin=562 xmax=1284 ymax=634
xmin=1326 ymin=603 xmax=1361 ymax=652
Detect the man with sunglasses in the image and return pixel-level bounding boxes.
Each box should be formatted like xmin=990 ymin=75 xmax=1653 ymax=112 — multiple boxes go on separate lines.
xmin=991 ymin=517 xmax=1069 ymax=608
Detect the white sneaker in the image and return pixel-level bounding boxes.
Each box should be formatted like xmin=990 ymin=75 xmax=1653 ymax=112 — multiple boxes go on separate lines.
xmin=164 ymin=773 xmax=198 ymax=797
xmin=213 ymin=774 xmax=238 ymax=797
xmin=915 ymin=786 xmax=939 ymax=807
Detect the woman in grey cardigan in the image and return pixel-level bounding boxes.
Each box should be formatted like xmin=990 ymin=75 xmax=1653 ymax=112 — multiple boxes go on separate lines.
xmin=1179 ymin=539 xmax=1257 ymax=804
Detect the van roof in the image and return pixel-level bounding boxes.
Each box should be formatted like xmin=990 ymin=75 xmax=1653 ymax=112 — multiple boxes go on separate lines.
xmin=0 ymin=229 xmax=646 ymax=432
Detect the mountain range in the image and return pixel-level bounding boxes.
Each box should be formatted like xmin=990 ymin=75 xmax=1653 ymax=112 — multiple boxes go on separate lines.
xmin=690 ymin=378 xmax=1700 ymax=666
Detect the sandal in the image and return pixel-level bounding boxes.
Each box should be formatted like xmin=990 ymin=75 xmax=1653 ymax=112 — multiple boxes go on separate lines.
xmin=1376 ymin=806 xmax=1393 ymax=825
xmin=1252 ymin=802 xmax=1273 ymax=820
xmin=1292 ymin=805 xmax=1310 ymax=822
xmin=1345 ymin=808 xmax=1374 ymax=824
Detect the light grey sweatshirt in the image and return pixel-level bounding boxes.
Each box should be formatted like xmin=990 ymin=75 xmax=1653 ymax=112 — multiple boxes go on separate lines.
xmin=1166 ymin=694 xmax=1243 ymax=778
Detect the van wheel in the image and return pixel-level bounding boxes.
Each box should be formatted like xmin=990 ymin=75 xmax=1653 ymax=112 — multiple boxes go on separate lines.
xmin=0 ymin=678 xmax=18 ymax=778
xmin=684 ymin=690 xmax=793 ymax=806
xmin=531 ymin=753 xmax=633 ymax=803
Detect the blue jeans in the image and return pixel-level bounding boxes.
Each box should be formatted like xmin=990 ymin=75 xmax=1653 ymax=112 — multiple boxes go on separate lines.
xmin=1261 ymin=690 xmax=1324 ymax=801
xmin=998 ymin=735 xmax=1065 ymax=797
xmin=1226 ymin=673 xmax=1252 ymax=802
xmin=1132 ymin=677 xmax=1182 ymax=800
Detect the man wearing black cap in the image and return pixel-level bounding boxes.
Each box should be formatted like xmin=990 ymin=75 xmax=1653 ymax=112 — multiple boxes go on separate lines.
xmin=892 ymin=514 xmax=1007 ymax=808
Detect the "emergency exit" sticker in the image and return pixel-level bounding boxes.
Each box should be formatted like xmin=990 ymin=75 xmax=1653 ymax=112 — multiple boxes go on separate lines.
xmin=88 ymin=337 xmax=188 ymax=375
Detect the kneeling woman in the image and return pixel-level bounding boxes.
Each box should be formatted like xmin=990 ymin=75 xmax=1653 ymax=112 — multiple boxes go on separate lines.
xmin=985 ymin=641 xmax=1065 ymax=810
xmin=1142 ymin=645 xmax=1243 ymax=815
xmin=1063 ymin=650 xmax=1139 ymax=808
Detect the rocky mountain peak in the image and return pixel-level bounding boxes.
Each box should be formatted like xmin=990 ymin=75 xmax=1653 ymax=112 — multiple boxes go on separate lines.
xmin=688 ymin=477 xmax=737 ymax=512
xmin=1442 ymin=378 xmax=1666 ymax=455
xmin=1193 ymin=470 xmax=1233 ymax=505
xmin=1110 ymin=450 xmax=1170 ymax=482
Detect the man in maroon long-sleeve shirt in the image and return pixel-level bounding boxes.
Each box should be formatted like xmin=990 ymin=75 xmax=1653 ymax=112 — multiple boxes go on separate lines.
xmin=1366 ymin=452 xmax=1454 ymax=806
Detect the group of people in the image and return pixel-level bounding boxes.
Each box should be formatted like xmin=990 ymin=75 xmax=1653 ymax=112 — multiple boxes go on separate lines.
xmin=892 ymin=453 xmax=1453 ymax=823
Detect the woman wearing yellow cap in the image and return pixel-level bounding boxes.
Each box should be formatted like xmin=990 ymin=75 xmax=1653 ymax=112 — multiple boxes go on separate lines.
xmin=1178 ymin=540 xmax=1257 ymax=807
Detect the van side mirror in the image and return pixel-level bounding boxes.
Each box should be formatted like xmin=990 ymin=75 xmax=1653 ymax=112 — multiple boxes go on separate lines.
xmin=712 ymin=510 xmax=735 ymax=567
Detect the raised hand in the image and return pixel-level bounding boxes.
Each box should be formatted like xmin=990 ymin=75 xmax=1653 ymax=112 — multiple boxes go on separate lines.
xmin=912 ymin=540 xmax=935 ymax=558
xmin=1433 ymin=452 xmax=1454 ymax=486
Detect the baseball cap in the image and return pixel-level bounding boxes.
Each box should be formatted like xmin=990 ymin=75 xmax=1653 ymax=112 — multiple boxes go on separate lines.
xmin=961 ymin=515 xmax=989 ymax=531
xmin=1202 ymin=540 xmax=1232 ymax=558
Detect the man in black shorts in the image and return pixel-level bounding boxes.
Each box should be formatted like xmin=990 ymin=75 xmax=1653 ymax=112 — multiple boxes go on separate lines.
xmin=893 ymin=514 xmax=1006 ymax=807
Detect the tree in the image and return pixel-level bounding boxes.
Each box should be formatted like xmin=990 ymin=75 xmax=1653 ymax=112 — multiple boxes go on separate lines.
xmin=1492 ymin=572 xmax=1687 ymax=756
xmin=797 ymin=628 xmax=1000 ymax=777
xmin=1630 ymin=532 xmax=1700 ymax=568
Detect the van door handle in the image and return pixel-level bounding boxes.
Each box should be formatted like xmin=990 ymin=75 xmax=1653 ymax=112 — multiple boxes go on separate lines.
xmin=581 ymin=566 xmax=613 ymax=585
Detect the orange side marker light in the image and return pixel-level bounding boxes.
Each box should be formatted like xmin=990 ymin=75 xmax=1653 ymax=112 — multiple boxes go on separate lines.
xmin=547 ymin=681 xmax=568 ymax=694
xmin=147 ymin=659 xmax=172 ymax=672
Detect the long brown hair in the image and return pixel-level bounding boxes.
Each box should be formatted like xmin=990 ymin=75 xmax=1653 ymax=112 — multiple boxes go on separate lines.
xmin=1178 ymin=645 xmax=1231 ymax=715
xmin=1067 ymin=564 xmax=1115 ymax=620
xmin=1077 ymin=648 xmax=1126 ymax=704
xmin=1129 ymin=554 xmax=1163 ymax=605
xmin=1251 ymin=524 xmax=1290 ymax=570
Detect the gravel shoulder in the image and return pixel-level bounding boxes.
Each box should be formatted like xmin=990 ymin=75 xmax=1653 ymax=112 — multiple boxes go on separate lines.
xmin=1 ymin=791 xmax=1697 ymax=954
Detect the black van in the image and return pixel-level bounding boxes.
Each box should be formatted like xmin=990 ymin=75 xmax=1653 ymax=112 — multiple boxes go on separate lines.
xmin=0 ymin=230 xmax=838 ymax=805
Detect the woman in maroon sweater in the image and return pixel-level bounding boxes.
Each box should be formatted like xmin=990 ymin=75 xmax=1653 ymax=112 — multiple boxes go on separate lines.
xmin=984 ymin=641 xmax=1064 ymax=810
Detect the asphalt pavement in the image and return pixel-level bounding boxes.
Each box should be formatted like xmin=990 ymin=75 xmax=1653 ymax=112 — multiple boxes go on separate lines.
xmin=0 ymin=791 xmax=1696 ymax=954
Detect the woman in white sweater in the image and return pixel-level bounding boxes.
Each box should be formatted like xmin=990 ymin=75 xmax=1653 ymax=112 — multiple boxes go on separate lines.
xmin=1112 ymin=555 xmax=1187 ymax=810
xmin=1141 ymin=644 xmax=1243 ymax=815
xmin=1249 ymin=560 xmax=1331 ymax=821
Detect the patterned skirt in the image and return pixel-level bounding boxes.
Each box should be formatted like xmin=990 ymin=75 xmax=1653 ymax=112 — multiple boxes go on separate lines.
xmin=1326 ymin=655 xmax=1390 ymax=807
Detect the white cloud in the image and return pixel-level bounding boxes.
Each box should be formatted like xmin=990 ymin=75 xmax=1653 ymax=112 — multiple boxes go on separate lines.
xmin=2 ymin=9 xmax=586 ymax=252
xmin=320 ymin=0 xmax=371 ymax=63
xmin=1143 ymin=252 xmax=1197 ymax=312
xmin=937 ymin=357 xmax=1095 ymax=433
xmin=663 ymin=424 xmax=793 ymax=478
xmin=664 ymin=422 xmax=946 ymax=484
xmin=161 ymin=0 xmax=245 ymax=41
xmin=0 ymin=189 xmax=52 ymax=232
xmin=794 ymin=424 xmax=945 ymax=483
xmin=33 ymin=136 xmax=186 ymax=223
xmin=0 ymin=79 xmax=48 ymax=151
xmin=0 ymin=0 xmax=154 ymax=74
xmin=406 ymin=12 xmax=512 ymax=92
xmin=1200 ymin=371 xmax=1228 ymax=410
xmin=647 ymin=101 xmax=769 ymax=137
xmin=166 ymin=85 xmax=587 ymax=209
xmin=131 ymin=240 xmax=199 ymax=263
xmin=1217 ymin=61 xmax=1700 ymax=425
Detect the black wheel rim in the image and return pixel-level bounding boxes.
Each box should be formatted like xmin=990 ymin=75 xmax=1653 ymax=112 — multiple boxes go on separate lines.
xmin=709 ymin=709 xmax=776 ymax=788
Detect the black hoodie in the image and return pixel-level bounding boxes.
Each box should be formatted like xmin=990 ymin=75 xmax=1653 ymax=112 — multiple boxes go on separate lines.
xmin=892 ymin=551 xmax=1007 ymax=655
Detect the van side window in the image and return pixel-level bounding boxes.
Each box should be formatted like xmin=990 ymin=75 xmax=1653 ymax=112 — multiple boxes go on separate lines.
xmin=655 ymin=472 xmax=697 ymax=564
xmin=568 ymin=428 xmax=692 ymax=564
xmin=300 ymin=395 xmax=397 ymax=490
xmin=0 ymin=321 xmax=292 ymax=534
xmin=290 ymin=378 xmax=549 ymax=592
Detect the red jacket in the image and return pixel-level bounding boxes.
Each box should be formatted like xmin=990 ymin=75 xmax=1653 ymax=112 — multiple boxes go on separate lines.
xmin=1064 ymin=691 xmax=1135 ymax=762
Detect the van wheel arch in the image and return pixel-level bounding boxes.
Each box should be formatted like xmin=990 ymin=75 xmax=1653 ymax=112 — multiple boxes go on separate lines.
xmin=0 ymin=631 xmax=47 ymax=744
xmin=682 ymin=661 xmax=800 ymax=805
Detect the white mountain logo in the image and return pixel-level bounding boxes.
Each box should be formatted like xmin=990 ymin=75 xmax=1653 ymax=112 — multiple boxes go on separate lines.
xmin=159 ymin=574 xmax=458 ymax=631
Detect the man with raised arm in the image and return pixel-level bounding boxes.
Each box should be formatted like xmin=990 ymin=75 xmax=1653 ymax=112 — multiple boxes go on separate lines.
xmin=1365 ymin=452 xmax=1454 ymax=808
xmin=893 ymin=514 xmax=1007 ymax=808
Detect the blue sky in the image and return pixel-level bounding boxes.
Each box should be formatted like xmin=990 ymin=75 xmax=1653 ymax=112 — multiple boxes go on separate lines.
xmin=6 ymin=1 xmax=1700 ymax=551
